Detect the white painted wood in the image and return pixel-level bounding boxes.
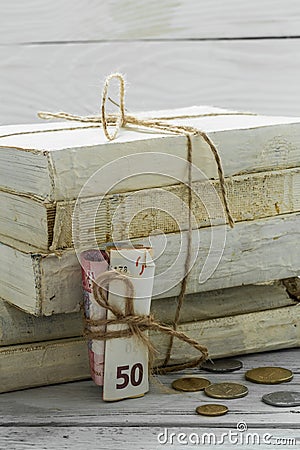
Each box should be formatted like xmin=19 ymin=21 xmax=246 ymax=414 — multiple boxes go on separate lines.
xmin=1 ymin=39 xmax=300 ymax=126
xmin=0 ymin=299 xmax=82 ymax=345
xmin=0 ymin=426 xmax=299 ymax=450
xmin=2 ymin=106 xmax=300 ymax=202
xmin=1 ymin=1 xmax=300 ymax=44
xmin=1 ymin=213 xmax=299 ymax=314
xmin=2 ymin=167 xmax=300 ymax=251
xmin=0 ymin=338 xmax=90 ymax=393
xmin=0 ymin=349 xmax=299 ymax=429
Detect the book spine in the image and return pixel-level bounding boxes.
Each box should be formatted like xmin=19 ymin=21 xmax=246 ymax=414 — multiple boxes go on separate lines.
xmin=0 ymin=338 xmax=90 ymax=393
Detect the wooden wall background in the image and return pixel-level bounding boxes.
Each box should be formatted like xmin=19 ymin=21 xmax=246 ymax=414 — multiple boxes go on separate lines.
xmin=0 ymin=1 xmax=300 ymax=124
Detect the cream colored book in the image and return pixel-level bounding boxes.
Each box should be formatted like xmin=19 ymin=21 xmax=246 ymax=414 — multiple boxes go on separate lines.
xmin=1 ymin=305 xmax=299 ymax=393
xmin=152 ymin=304 xmax=300 ymax=366
xmin=1 ymin=213 xmax=299 ymax=315
xmin=1 ymin=167 xmax=300 ymax=251
xmin=1 ymin=106 xmax=300 ymax=202
xmin=0 ymin=338 xmax=90 ymax=393
xmin=151 ymin=282 xmax=297 ymax=324
xmin=0 ymin=282 xmax=296 ymax=345
xmin=0 ymin=299 xmax=83 ymax=345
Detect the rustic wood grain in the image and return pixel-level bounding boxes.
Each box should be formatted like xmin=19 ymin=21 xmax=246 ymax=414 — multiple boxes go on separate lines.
xmin=1 ymin=0 xmax=300 ymax=44
xmin=0 ymin=426 xmax=299 ymax=450
xmin=1 ymin=39 xmax=300 ymax=125
xmin=0 ymin=349 xmax=299 ymax=432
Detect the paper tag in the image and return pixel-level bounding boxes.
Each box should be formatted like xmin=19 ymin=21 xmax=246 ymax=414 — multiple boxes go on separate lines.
xmin=103 ymin=247 xmax=155 ymax=401
xmin=81 ymin=250 xmax=109 ymax=385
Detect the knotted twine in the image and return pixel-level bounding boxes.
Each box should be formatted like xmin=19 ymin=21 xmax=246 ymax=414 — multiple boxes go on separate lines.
xmin=37 ymin=73 xmax=238 ymax=370
xmin=0 ymin=72 xmax=242 ymax=370
xmin=85 ymin=270 xmax=209 ymax=373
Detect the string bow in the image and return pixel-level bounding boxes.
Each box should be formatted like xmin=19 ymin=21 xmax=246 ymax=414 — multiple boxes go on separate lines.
xmin=84 ymin=270 xmax=208 ymax=374
xmin=38 ymin=73 xmax=234 ymax=228
xmin=39 ymin=73 xmax=236 ymax=368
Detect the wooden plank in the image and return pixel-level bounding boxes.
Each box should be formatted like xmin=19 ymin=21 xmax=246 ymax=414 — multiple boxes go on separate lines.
xmin=0 ymin=426 xmax=299 ymax=450
xmin=1 ymin=1 xmax=300 ymax=43
xmin=1 ymin=39 xmax=300 ymax=125
xmin=0 ymin=349 xmax=299 ymax=429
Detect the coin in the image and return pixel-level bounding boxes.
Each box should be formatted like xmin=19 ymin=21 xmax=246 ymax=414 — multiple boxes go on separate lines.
xmin=196 ymin=404 xmax=228 ymax=416
xmin=262 ymin=391 xmax=300 ymax=407
xmin=200 ymin=359 xmax=243 ymax=373
xmin=172 ymin=377 xmax=211 ymax=392
xmin=245 ymin=367 xmax=293 ymax=384
xmin=204 ymin=382 xmax=248 ymax=399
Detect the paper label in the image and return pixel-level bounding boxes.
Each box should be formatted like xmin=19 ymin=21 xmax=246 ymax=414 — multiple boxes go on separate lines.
xmin=103 ymin=247 xmax=155 ymax=401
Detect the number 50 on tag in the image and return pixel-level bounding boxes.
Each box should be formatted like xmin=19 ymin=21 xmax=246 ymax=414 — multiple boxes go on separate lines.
xmin=103 ymin=248 xmax=155 ymax=401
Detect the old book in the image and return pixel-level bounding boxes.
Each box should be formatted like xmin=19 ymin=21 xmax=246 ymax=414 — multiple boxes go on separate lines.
xmin=152 ymin=304 xmax=300 ymax=366
xmin=1 ymin=167 xmax=300 ymax=251
xmin=0 ymin=299 xmax=83 ymax=346
xmin=0 ymin=338 xmax=90 ymax=393
xmin=1 ymin=213 xmax=299 ymax=315
xmin=1 ymin=282 xmax=295 ymax=346
xmin=151 ymin=282 xmax=297 ymax=324
xmin=1 ymin=304 xmax=299 ymax=393
xmin=1 ymin=106 xmax=300 ymax=202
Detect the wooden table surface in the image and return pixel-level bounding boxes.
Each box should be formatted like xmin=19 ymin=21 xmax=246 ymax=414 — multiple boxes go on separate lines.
xmin=0 ymin=348 xmax=299 ymax=449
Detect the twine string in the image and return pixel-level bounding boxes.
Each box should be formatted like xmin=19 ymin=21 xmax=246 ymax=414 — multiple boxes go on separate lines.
xmin=85 ymin=270 xmax=208 ymax=374
xmin=37 ymin=73 xmax=236 ymax=368
xmin=36 ymin=73 xmax=235 ymax=228
xmin=0 ymin=73 xmax=242 ymax=370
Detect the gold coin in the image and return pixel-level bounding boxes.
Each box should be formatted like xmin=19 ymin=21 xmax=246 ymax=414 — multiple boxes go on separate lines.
xmin=196 ymin=404 xmax=228 ymax=417
xmin=172 ymin=377 xmax=211 ymax=392
xmin=204 ymin=382 xmax=248 ymax=399
xmin=245 ymin=367 xmax=293 ymax=384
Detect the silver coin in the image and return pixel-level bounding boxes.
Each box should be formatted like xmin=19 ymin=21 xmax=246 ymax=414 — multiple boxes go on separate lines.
xmin=262 ymin=391 xmax=300 ymax=407
xmin=200 ymin=359 xmax=243 ymax=373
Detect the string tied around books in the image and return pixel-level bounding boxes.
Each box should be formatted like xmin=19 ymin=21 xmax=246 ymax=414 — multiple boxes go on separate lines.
xmin=38 ymin=72 xmax=238 ymax=367
xmin=84 ymin=270 xmax=209 ymax=374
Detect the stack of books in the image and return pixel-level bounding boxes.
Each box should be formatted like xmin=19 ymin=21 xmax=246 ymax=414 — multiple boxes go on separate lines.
xmin=0 ymin=106 xmax=299 ymax=392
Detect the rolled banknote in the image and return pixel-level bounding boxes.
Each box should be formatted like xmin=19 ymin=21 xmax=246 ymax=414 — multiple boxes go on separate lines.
xmin=81 ymin=245 xmax=155 ymax=401
xmin=81 ymin=249 xmax=109 ymax=385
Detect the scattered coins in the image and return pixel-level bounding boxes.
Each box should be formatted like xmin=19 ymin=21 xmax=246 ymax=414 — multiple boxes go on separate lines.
xmin=196 ymin=404 xmax=228 ymax=417
xmin=172 ymin=377 xmax=211 ymax=392
xmin=245 ymin=367 xmax=293 ymax=384
xmin=204 ymin=382 xmax=248 ymax=399
xmin=262 ymin=391 xmax=300 ymax=407
xmin=200 ymin=359 xmax=243 ymax=373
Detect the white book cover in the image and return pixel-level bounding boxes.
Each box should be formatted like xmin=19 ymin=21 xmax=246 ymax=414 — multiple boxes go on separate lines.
xmin=1 ymin=106 xmax=300 ymax=201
